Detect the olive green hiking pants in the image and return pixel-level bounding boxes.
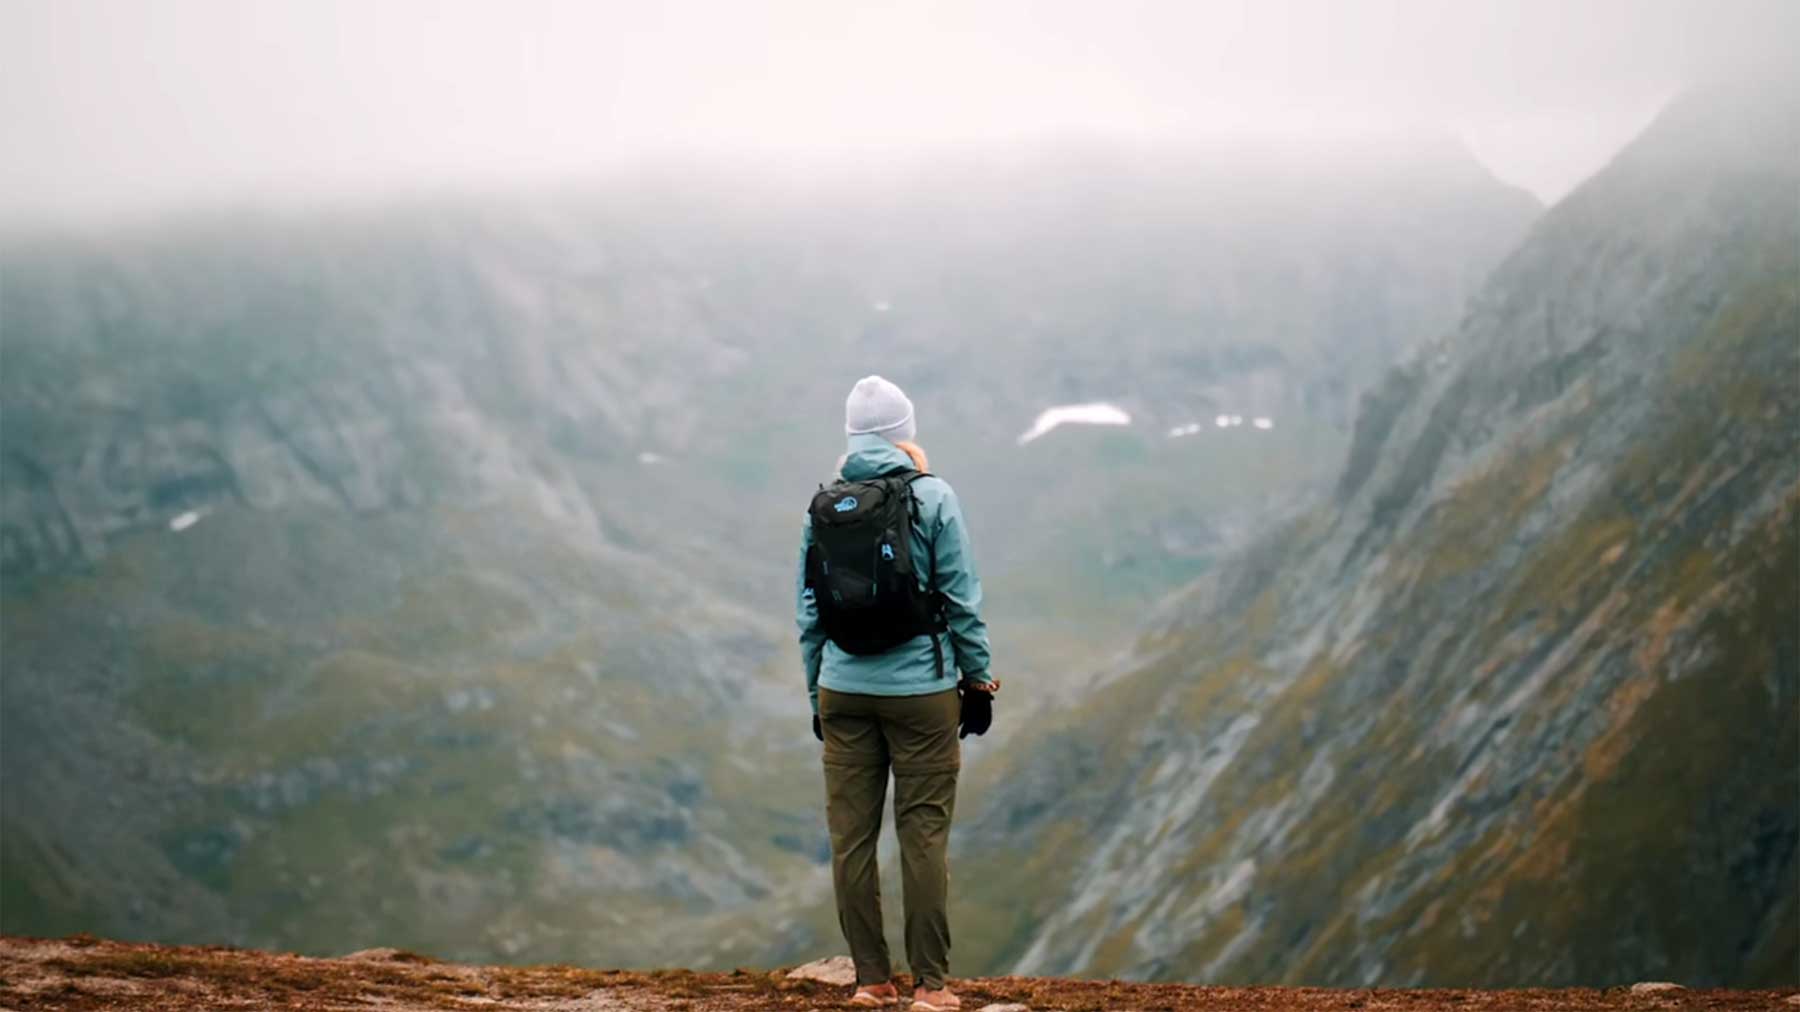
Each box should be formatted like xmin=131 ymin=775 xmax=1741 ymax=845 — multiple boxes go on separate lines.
xmin=819 ymin=686 xmax=960 ymax=991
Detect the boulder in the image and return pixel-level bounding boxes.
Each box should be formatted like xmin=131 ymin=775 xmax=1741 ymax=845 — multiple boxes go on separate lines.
xmin=342 ymin=947 xmax=407 ymax=962
xmin=785 ymin=955 xmax=857 ymax=986
xmin=1629 ymin=982 xmax=1685 ymax=995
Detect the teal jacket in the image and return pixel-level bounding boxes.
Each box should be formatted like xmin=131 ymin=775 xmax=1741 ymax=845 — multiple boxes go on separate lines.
xmin=798 ymin=435 xmax=993 ymax=713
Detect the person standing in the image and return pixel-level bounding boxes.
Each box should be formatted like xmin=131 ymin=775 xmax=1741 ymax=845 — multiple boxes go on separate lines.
xmin=797 ymin=375 xmax=997 ymax=1011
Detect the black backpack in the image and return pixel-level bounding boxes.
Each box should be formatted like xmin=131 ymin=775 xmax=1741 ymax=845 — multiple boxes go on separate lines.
xmin=805 ymin=469 xmax=947 ymax=677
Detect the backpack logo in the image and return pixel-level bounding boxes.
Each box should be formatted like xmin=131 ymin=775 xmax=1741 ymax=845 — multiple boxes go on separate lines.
xmin=834 ymin=496 xmax=859 ymax=513
xmin=881 ymin=543 xmax=895 ymax=560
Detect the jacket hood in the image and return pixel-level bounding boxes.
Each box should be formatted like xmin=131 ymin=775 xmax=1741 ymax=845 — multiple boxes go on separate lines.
xmin=840 ymin=433 xmax=916 ymax=481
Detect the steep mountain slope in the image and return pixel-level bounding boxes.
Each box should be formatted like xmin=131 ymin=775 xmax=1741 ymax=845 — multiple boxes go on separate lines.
xmin=0 ymin=141 xmax=1535 ymax=964
xmin=0 ymin=504 xmax=812 ymax=966
xmin=953 ymin=83 xmax=1800 ymax=987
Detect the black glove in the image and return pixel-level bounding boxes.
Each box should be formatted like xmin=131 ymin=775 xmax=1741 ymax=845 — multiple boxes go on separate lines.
xmin=812 ymin=714 xmax=824 ymax=742
xmin=958 ymin=683 xmax=993 ymax=739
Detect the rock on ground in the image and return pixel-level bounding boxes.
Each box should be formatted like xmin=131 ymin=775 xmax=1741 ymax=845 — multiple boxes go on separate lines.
xmin=342 ymin=947 xmax=418 ymax=962
xmin=785 ymin=955 xmax=857 ymax=986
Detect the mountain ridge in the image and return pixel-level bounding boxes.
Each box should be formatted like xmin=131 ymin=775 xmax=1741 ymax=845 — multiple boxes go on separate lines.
xmin=0 ymin=138 xmax=1539 ymax=966
xmin=944 ymin=81 xmax=1800 ymax=987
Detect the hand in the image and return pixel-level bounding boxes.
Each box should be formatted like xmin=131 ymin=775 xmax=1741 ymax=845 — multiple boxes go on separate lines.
xmin=958 ymin=681 xmax=993 ymax=739
xmin=812 ymin=714 xmax=824 ymax=742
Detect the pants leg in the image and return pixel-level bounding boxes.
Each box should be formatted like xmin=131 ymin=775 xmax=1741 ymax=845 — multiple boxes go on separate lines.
xmin=881 ymin=689 xmax=961 ymax=991
xmin=820 ymin=688 xmax=892 ymax=986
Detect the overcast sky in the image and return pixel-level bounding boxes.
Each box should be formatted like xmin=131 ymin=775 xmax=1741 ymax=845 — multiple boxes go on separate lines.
xmin=1 ymin=0 xmax=1793 ymax=227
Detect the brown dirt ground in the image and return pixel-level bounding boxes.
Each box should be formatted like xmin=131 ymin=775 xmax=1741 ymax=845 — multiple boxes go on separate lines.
xmin=0 ymin=935 xmax=1793 ymax=1012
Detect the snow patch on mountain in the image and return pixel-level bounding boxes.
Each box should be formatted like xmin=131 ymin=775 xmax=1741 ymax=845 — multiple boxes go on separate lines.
xmin=1016 ymin=403 xmax=1132 ymax=445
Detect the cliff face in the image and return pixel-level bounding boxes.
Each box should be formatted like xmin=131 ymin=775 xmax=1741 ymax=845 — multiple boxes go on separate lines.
xmin=954 ymin=84 xmax=1800 ymax=987
xmin=0 ymin=145 xmax=1535 ymax=965
xmin=0 ymin=210 xmax=831 ymax=965
xmin=0 ymin=145 xmax=1536 ymax=591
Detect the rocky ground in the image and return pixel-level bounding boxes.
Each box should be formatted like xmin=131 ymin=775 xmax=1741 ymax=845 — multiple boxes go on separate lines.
xmin=1 ymin=936 xmax=1793 ymax=1011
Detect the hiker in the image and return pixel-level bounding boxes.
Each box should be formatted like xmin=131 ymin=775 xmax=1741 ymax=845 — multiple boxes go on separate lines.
xmin=797 ymin=375 xmax=997 ymax=1012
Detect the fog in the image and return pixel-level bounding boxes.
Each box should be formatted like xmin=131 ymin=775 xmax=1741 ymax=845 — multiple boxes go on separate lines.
xmin=1 ymin=0 xmax=1794 ymax=227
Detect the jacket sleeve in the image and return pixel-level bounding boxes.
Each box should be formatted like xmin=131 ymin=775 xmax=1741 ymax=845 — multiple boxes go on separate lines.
xmin=931 ymin=486 xmax=993 ymax=684
xmin=796 ymin=515 xmax=827 ymax=714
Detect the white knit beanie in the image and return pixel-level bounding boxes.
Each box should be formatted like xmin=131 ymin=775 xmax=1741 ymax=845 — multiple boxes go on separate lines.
xmin=844 ymin=375 xmax=916 ymax=443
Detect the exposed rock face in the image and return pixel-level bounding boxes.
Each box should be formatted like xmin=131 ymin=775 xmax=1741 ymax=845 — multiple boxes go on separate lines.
xmin=0 ymin=213 xmax=824 ymax=968
xmin=0 ymin=147 xmax=1535 ymax=587
xmin=954 ymin=84 xmax=1800 ymax=987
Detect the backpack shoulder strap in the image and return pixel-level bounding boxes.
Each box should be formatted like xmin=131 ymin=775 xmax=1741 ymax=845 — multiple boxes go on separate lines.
xmin=900 ymin=469 xmax=928 ymax=506
xmin=893 ymin=470 xmax=949 ymax=679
